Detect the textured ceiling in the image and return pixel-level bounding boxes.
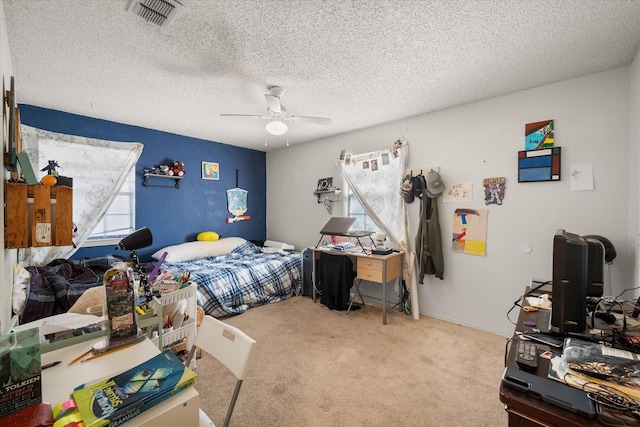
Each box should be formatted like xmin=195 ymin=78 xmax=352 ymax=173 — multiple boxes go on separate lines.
xmin=3 ymin=0 xmax=640 ymax=152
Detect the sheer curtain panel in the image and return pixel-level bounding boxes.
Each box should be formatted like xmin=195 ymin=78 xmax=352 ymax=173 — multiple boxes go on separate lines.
xmin=336 ymin=138 xmax=419 ymax=319
xmin=20 ymin=124 xmax=143 ymax=266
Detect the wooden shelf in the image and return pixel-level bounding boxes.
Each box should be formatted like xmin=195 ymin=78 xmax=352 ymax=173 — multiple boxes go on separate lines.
xmin=143 ymin=173 xmax=183 ymax=189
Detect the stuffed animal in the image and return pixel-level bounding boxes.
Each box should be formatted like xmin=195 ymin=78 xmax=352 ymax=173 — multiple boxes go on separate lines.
xmin=159 ymin=164 xmax=170 ymax=175
xmin=169 ymin=160 xmax=185 ymax=177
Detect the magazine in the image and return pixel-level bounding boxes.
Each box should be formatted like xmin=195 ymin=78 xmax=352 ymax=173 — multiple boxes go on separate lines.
xmin=71 ymin=350 xmax=196 ymax=427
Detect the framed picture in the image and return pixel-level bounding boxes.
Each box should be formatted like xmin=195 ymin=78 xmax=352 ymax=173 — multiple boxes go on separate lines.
xmin=316 ymin=177 xmax=333 ymax=192
xmin=201 ymin=161 xmax=219 ymax=180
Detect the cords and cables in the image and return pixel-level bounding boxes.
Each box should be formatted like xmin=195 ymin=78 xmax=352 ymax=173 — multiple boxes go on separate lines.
xmin=506 ymin=280 xmax=552 ymax=325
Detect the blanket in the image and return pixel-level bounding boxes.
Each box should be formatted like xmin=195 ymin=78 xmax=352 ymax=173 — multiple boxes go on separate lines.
xmin=20 ymin=255 xmax=128 ymax=324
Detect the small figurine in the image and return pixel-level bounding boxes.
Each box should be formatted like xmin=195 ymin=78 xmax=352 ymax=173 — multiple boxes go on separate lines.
xmin=41 ymin=160 xmax=59 ymax=176
xmin=169 ymin=160 xmax=185 ymax=177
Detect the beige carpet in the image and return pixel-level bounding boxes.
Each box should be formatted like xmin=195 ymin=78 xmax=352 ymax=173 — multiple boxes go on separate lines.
xmin=194 ymin=296 xmax=508 ymax=426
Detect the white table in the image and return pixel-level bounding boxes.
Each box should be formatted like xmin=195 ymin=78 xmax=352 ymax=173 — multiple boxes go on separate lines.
xmin=41 ymin=337 xmax=200 ymax=426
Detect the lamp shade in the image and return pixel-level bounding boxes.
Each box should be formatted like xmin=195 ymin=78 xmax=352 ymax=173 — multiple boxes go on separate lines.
xmin=116 ymin=227 xmax=153 ymax=251
xmin=265 ymin=119 xmax=288 ymax=135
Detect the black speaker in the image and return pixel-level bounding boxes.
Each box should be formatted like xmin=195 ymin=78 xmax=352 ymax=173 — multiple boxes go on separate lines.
xmin=301 ymin=249 xmax=316 ymax=297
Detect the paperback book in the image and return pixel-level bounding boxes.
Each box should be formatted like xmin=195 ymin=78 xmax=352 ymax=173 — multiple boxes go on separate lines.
xmin=0 ymin=325 xmax=42 ymax=418
xmin=71 ymin=350 xmax=196 ymax=427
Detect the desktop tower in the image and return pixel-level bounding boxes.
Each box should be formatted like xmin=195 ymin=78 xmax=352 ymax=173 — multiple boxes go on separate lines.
xmin=301 ymin=249 xmax=317 ymax=297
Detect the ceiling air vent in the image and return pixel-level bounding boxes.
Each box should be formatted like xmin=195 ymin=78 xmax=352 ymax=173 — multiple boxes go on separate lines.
xmin=125 ymin=0 xmax=183 ymax=27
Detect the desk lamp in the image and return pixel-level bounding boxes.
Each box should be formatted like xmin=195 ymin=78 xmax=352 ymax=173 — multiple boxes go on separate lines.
xmin=116 ymin=227 xmax=153 ymax=295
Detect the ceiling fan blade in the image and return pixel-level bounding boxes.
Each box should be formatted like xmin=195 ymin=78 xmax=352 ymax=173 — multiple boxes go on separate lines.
xmin=289 ymin=115 xmax=332 ymax=125
xmin=220 ymin=113 xmax=270 ymax=119
xmin=265 ymin=94 xmax=282 ymax=114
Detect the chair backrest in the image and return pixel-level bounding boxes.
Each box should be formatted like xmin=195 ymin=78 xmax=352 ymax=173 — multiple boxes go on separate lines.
xmin=192 ymin=315 xmax=256 ymax=379
xmin=187 ymin=315 xmax=256 ymax=427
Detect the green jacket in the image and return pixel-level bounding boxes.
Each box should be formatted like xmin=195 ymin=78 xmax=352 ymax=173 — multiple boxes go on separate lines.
xmin=415 ymin=176 xmax=444 ymax=281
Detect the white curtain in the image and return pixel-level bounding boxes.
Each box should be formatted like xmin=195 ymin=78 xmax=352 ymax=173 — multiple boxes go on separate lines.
xmin=19 ymin=124 xmax=143 ymax=266
xmin=335 ymin=138 xmax=420 ymax=319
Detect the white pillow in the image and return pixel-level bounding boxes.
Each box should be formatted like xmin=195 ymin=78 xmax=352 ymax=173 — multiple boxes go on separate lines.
xmin=13 ymin=263 xmax=30 ymax=315
xmin=68 ymin=286 xmax=105 ymax=314
xmin=151 ymin=237 xmax=247 ymax=263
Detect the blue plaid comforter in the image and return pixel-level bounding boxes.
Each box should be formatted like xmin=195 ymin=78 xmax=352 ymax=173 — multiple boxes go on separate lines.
xmin=163 ymin=241 xmax=301 ymax=317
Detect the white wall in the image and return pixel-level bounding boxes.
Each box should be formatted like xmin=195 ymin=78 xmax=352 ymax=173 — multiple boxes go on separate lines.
xmin=267 ymin=67 xmax=636 ymax=337
xmin=0 ymin=0 xmax=15 ymax=332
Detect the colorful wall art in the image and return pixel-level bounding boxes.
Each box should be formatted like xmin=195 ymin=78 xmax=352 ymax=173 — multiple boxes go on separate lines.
xmin=483 ymin=177 xmax=505 ymax=205
xmin=525 ymin=119 xmax=554 ymax=151
xmin=518 ymin=147 xmax=561 ymax=182
xmin=452 ymin=208 xmax=488 ymax=256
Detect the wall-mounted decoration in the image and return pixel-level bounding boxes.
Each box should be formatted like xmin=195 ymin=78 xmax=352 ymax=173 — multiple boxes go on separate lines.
xmin=525 ymin=119 xmax=554 ymax=151
xmin=227 ymin=169 xmax=250 ymax=223
xmin=443 ymin=183 xmax=473 ymax=203
xmin=452 ymin=208 xmax=488 ymax=256
xmin=518 ymin=147 xmax=561 ymax=182
xmin=4 ymin=76 xmax=17 ymax=168
xmin=201 ymin=161 xmax=219 ymax=180
xmin=316 ymin=177 xmax=333 ymax=192
xmin=569 ymin=163 xmax=594 ymax=191
xmin=483 ymin=177 xmax=505 ymax=205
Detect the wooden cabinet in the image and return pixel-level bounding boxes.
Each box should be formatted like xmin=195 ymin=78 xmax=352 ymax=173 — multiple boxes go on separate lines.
xmin=4 ymin=182 xmax=73 ymax=248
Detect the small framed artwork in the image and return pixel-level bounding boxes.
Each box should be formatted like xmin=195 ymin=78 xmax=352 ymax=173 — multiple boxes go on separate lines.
xmin=202 ymin=161 xmax=219 ymax=180
xmin=518 ymin=147 xmax=561 ymax=182
xmin=316 ymin=177 xmax=333 ymax=192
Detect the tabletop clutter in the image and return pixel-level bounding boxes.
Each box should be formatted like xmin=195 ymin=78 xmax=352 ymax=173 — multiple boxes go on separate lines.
xmin=0 ymin=260 xmax=198 ymax=427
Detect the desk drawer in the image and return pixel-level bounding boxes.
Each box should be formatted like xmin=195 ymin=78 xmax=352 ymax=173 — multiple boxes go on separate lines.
xmin=359 ymin=258 xmax=383 ymax=271
xmin=357 ymin=267 xmax=383 ymax=283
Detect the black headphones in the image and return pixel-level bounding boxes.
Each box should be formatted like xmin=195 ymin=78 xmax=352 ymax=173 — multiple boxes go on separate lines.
xmin=583 ymin=235 xmax=617 ymax=263
xmin=590 ymin=298 xmax=626 ymax=333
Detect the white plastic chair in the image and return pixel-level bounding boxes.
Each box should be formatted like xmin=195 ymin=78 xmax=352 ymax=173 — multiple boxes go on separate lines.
xmin=186 ymin=315 xmax=256 ymax=427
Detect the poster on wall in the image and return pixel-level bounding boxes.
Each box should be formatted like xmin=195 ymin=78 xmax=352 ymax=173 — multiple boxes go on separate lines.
xmin=483 ymin=177 xmax=505 ymax=205
xmin=443 ymin=183 xmax=472 ymax=203
xmin=452 ymin=208 xmax=488 ymax=256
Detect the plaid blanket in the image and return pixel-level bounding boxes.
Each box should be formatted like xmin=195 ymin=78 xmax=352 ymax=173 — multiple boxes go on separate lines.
xmin=22 ymin=254 xmax=127 ymax=323
xmin=163 ymin=241 xmax=301 ymax=317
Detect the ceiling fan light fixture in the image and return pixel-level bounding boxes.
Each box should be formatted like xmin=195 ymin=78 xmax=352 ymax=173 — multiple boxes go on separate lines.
xmin=266 ymin=119 xmax=288 ymax=135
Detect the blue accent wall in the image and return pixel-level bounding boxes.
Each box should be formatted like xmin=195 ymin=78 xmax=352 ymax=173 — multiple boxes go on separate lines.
xmin=18 ymin=105 xmax=266 ymax=262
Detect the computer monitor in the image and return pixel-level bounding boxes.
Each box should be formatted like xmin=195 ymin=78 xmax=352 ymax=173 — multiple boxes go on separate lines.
xmin=550 ymin=229 xmax=589 ymax=334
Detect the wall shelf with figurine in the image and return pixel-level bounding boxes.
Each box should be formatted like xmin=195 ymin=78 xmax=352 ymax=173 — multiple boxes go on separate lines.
xmin=142 ymin=173 xmax=183 ymax=189
xmin=142 ymin=161 xmax=186 ymax=189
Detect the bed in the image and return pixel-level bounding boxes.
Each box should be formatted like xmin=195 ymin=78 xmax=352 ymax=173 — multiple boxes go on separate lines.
xmin=154 ymin=237 xmax=302 ymax=318
xmin=13 ymin=238 xmax=302 ymax=324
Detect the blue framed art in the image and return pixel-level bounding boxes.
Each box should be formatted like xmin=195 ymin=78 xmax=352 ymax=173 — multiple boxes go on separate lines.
xmin=518 ymin=147 xmax=561 ymax=182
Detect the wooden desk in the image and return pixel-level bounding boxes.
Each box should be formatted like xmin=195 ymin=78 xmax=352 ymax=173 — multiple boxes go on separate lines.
xmin=42 ymin=337 xmax=200 ymax=426
xmin=499 ymin=294 xmax=605 ymax=426
xmin=310 ymin=247 xmax=403 ymax=325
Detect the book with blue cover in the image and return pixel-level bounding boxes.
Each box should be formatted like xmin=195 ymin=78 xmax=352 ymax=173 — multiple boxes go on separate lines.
xmin=71 ymin=350 xmax=196 ymax=427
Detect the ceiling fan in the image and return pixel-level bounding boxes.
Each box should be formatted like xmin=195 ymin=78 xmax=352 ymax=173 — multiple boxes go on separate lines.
xmin=220 ymin=86 xmax=332 ymax=135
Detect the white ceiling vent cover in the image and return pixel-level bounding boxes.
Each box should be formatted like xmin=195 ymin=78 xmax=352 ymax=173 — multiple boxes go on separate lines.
xmin=125 ymin=0 xmax=183 ymax=27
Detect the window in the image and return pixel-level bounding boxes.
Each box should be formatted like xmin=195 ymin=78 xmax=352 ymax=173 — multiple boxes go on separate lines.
xmin=344 ymin=184 xmax=378 ymax=233
xmin=83 ymin=169 xmax=135 ymax=246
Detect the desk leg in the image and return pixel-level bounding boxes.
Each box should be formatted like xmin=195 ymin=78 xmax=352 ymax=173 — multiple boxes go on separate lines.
xmin=382 ymin=261 xmax=387 ymax=325
xmin=312 ymin=253 xmax=316 ymax=303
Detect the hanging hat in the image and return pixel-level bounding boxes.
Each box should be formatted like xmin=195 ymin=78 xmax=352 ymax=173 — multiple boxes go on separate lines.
xmin=400 ymin=174 xmax=414 ymax=203
xmin=425 ymin=171 xmax=445 ymax=198
xmin=412 ymin=175 xmax=423 ymax=199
